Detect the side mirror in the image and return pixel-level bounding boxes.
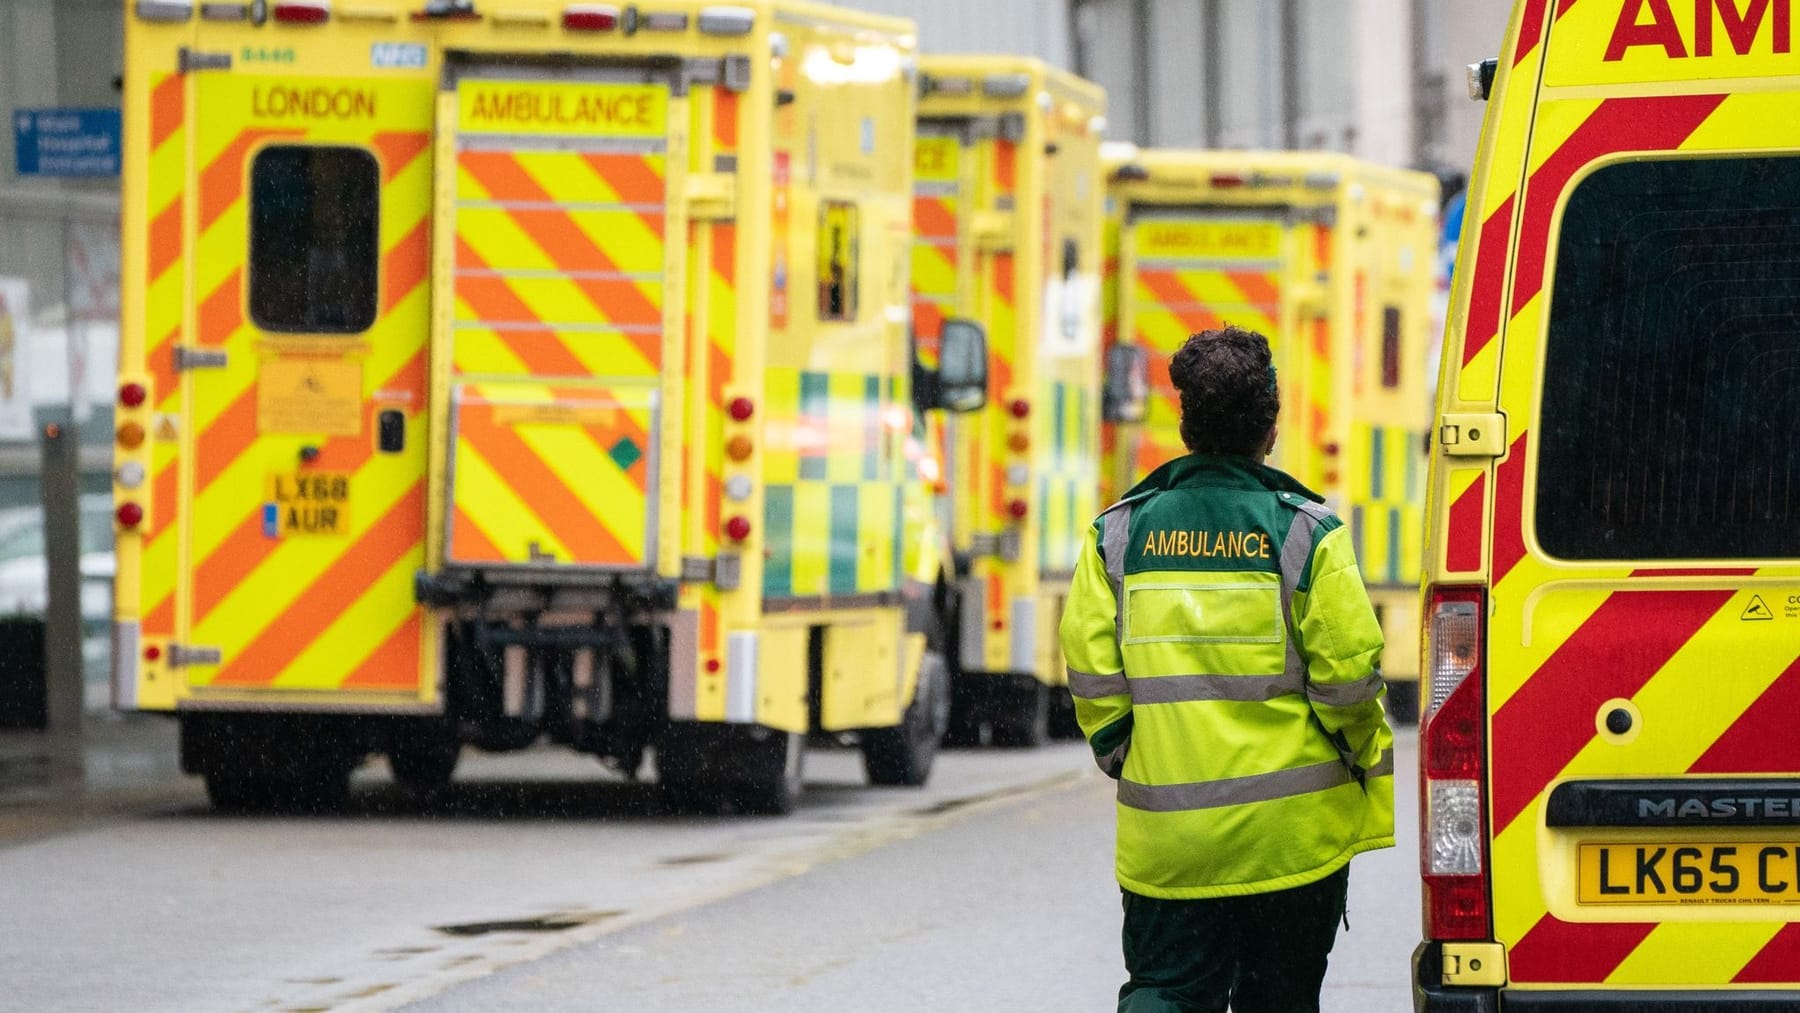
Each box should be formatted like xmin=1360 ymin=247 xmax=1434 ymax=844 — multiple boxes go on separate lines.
xmin=1102 ymin=344 xmax=1150 ymax=423
xmin=936 ymin=318 xmax=988 ymax=413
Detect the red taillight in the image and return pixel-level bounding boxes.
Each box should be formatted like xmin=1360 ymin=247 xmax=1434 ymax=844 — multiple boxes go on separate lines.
xmin=272 ymin=1 xmax=330 ymax=23
xmin=728 ymin=396 xmax=755 ymax=422
xmin=119 ymin=382 xmax=148 ymax=408
xmin=1006 ymin=498 xmax=1029 ymax=521
xmin=144 ymin=645 xmax=162 ymax=662
xmin=1421 ymin=584 xmax=1491 ymax=941
xmin=562 ymin=4 xmax=618 ymax=30
xmin=1008 ymin=398 xmax=1031 ymax=419
xmin=1210 ymin=173 xmax=1247 ymax=188
xmin=724 ymin=516 xmax=752 ymax=542
xmin=116 ymin=502 xmax=145 ymax=528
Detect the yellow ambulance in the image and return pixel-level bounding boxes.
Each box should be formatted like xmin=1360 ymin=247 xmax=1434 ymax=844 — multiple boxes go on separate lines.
xmin=113 ymin=0 xmax=963 ymax=814
xmin=909 ymin=56 xmax=1106 ymax=745
xmin=1099 ymin=147 xmax=1439 ymax=721
xmin=1417 ymin=1 xmax=1800 ymax=1006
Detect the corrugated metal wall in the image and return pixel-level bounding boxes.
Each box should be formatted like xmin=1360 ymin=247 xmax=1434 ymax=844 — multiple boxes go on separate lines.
xmin=834 ymin=0 xmax=1074 ymax=66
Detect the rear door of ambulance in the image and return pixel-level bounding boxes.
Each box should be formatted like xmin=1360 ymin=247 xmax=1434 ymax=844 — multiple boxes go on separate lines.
xmin=1118 ymin=211 xmax=1287 ymax=483
xmin=174 ymin=51 xmax=437 ymax=702
xmin=1481 ymin=3 xmax=1800 ymax=997
xmin=439 ymin=66 xmax=676 ymax=579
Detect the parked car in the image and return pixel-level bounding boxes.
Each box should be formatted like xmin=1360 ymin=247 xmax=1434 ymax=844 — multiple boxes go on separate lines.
xmin=0 ymin=494 xmax=117 ymax=696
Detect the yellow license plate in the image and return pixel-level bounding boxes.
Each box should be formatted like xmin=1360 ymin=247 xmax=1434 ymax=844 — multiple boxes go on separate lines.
xmin=1579 ymin=843 xmax=1800 ymax=905
xmin=265 ymin=471 xmax=351 ymax=537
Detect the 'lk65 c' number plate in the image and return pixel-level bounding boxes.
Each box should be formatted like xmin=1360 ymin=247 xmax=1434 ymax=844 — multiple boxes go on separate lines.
xmin=1579 ymin=843 xmax=1800 ymax=905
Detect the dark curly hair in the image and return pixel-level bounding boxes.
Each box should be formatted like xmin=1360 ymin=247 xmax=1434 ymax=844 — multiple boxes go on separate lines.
xmin=1167 ymin=325 xmax=1279 ymax=457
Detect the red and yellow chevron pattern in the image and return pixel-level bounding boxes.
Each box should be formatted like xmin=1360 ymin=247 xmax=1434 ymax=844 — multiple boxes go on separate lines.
xmin=1437 ymin=0 xmax=1800 ymax=988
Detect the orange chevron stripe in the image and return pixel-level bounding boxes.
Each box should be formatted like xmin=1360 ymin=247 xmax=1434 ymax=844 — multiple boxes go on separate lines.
xmin=199 ymin=129 xmax=303 ymax=232
xmin=454 ymin=238 xmax=661 ymax=372
xmin=1135 ymin=270 xmax=1226 ymax=335
xmin=339 ymin=612 xmax=424 ymax=691
xmin=712 ymin=88 xmax=738 ymax=151
xmin=198 ymin=267 xmax=244 ymax=346
xmin=913 ymin=196 xmax=957 ymax=239
xmin=451 ymin=503 xmax=506 ymax=562
xmin=149 ymin=73 xmax=183 ymax=151
xmin=193 ymin=513 xmax=272 ymax=625
xmin=146 ymin=325 xmax=179 ymax=413
xmin=458 ymin=407 xmax=635 ymax=563
xmin=210 ymin=482 xmax=425 ymax=686
xmin=581 ymin=151 xmax=667 ymax=214
xmin=372 ymin=130 xmax=430 ymax=184
xmin=1224 ymin=270 xmax=1280 ymax=311
xmin=191 ymin=389 xmax=256 ymax=510
xmin=995 ymin=140 xmax=1016 ymax=192
xmin=383 ymin=219 xmax=431 ymax=314
xmin=457 ymin=155 xmax=665 ymax=329
xmin=147 ymin=198 xmax=183 ymax=286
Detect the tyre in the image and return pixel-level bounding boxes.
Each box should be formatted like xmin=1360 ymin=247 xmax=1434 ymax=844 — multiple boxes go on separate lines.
xmin=388 ymin=733 xmax=461 ymax=790
xmin=658 ymin=725 xmax=804 ymax=816
xmin=204 ymin=759 xmax=352 ymax=814
xmin=863 ymin=652 xmax=949 ymax=786
xmin=990 ymin=677 xmax=1049 ymax=748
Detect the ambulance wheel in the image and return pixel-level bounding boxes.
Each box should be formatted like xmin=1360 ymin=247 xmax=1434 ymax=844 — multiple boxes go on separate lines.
xmin=388 ymin=734 xmax=461 ymax=790
xmin=942 ymin=676 xmax=985 ymax=748
xmin=735 ymin=730 xmax=805 ymax=815
xmin=991 ymin=678 xmax=1049 ymax=748
xmin=659 ymin=726 xmax=804 ymax=816
xmin=863 ymin=652 xmax=949 ymax=786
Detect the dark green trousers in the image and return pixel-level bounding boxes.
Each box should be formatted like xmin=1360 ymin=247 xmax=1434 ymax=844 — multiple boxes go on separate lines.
xmin=1118 ymin=867 xmax=1350 ymax=1013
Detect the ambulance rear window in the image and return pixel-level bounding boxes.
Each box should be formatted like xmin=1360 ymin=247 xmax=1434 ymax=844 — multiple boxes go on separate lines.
xmin=1537 ymin=156 xmax=1800 ymax=561
xmin=248 ymin=145 xmax=380 ymax=334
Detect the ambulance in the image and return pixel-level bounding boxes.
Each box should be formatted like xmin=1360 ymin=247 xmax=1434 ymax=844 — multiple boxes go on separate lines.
xmin=113 ymin=0 xmax=960 ymax=814
xmin=909 ymin=56 xmax=1106 ymax=745
xmin=1417 ymin=1 xmax=1800 ymax=1007
xmin=1099 ymin=148 xmax=1439 ymax=721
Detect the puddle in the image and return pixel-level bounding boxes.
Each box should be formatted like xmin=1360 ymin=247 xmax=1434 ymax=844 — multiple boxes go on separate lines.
xmin=434 ymin=910 xmax=624 ymax=937
xmin=658 ymin=853 xmax=726 ymax=866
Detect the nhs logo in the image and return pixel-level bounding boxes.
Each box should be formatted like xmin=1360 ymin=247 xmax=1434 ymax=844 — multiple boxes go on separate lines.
xmin=371 ymin=43 xmax=428 ymax=69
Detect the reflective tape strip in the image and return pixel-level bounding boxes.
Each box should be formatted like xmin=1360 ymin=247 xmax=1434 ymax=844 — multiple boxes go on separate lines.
xmin=1118 ymin=757 xmax=1358 ymax=813
xmin=1068 ymin=667 xmax=1129 ymax=699
xmin=1278 ymin=509 xmax=1316 ymax=685
xmin=1100 ymin=505 xmax=1134 ymax=641
xmin=1307 ymin=671 xmax=1386 ymax=708
xmin=1129 ymin=673 xmax=1297 ymax=705
xmin=1365 ymin=751 xmax=1395 ymax=779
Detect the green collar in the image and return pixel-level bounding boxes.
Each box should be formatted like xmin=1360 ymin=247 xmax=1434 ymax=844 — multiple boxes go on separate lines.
xmin=1118 ymin=453 xmax=1324 ymax=505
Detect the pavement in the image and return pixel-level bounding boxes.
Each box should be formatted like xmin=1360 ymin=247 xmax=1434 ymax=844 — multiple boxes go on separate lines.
xmin=0 ymin=710 xmax=192 ymax=842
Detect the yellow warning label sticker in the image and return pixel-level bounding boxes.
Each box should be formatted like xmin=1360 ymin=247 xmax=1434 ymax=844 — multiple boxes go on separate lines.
xmin=457 ymin=81 xmax=668 ymax=138
xmin=1135 ymin=220 xmax=1284 ymax=262
xmin=257 ymin=358 xmax=363 ymax=436
xmin=488 ymin=402 xmax=625 ymax=429
xmin=265 ymin=471 xmax=351 ymax=537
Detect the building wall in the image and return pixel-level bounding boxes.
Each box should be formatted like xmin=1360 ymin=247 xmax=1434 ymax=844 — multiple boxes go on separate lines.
xmin=835 ymin=0 xmax=1075 ymax=66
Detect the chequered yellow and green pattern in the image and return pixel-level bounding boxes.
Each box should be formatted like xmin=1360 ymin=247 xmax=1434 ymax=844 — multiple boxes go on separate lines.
xmin=761 ymin=369 xmax=903 ymax=599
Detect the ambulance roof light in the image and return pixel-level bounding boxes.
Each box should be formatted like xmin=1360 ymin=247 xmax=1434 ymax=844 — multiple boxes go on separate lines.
xmin=697 ymin=5 xmax=753 ymax=35
xmin=1209 ymin=172 xmax=1247 ymax=189
xmin=562 ymin=3 xmax=618 ymax=30
xmin=135 ymin=0 xmax=193 ymax=20
xmin=412 ymin=0 xmax=480 ymax=19
xmin=642 ymin=11 xmax=688 ymax=30
xmin=272 ymin=0 xmax=331 ymax=23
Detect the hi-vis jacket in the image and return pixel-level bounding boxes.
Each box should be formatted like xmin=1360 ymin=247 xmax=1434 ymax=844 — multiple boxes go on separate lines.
xmin=1059 ymin=454 xmax=1395 ymax=899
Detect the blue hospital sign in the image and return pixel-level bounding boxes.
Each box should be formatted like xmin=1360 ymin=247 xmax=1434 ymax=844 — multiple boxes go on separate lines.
xmin=13 ymin=108 xmax=121 ymax=178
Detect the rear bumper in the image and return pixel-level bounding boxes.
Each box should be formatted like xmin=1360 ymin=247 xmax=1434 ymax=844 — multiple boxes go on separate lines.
xmin=1415 ymin=943 xmax=1800 ymax=1011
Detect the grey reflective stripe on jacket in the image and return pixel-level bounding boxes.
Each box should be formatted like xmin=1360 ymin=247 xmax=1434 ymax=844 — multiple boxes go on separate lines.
xmin=1067 ymin=667 xmax=1129 ymax=699
xmin=1118 ymin=749 xmax=1397 ymax=813
xmin=1100 ymin=503 xmax=1134 ymax=643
